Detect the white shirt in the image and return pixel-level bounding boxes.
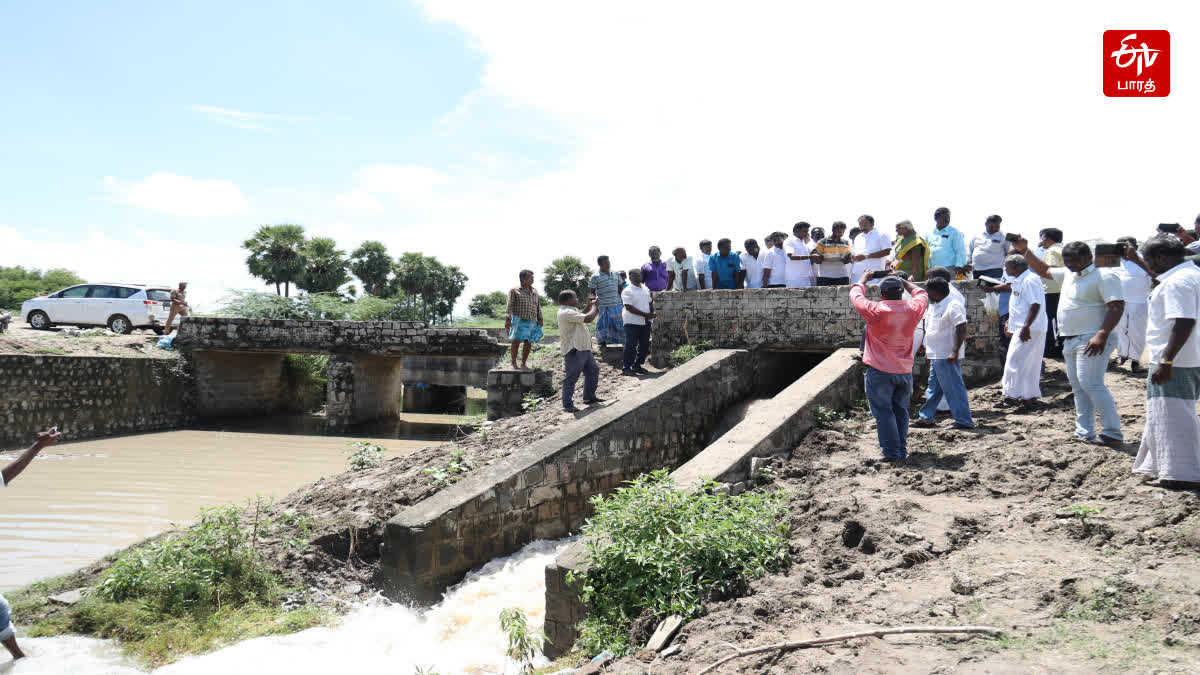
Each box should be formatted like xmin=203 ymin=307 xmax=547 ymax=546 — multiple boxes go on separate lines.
xmin=1048 ymin=265 xmax=1123 ymax=337
xmin=666 ymin=256 xmax=698 ymax=291
xmin=741 ymin=252 xmax=764 ymax=289
xmin=1147 ymin=261 xmax=1200 ymax=367
xmin=557 ymin=306 xmax=594 ymax=353
xmin=762 ymin=247 xmax=788 ymax=285
xmin=621 ymin=284 xmax=652 ymax=326
xmin=783 ymin=236 xmax=813 ymax=287
xmin=969 ymin=231 xmax=1010 ymax=271
xmin=923 ymin=295 xmax=968 ymax=359
xmin=850 ymin=229 xmax=890 ymax=277
xmin=693 ymin=253 xmax=711 ymax=285
xmin=1008 ymin=269 xmax=1048 ymax=332
xmin=1116 ymin=259 xmax=1152 ymax=304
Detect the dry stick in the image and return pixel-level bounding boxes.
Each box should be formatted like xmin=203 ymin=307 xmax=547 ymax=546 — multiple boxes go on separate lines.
xmin=697 ymin=625 xmax=1003 ymax=675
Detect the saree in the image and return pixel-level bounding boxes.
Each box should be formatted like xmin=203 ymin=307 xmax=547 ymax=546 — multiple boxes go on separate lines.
xmin=893 ymin=233 xmax=930 ymax=281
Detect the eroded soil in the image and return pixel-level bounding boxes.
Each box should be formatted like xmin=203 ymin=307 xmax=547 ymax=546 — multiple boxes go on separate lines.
xmin=613 ymin=361 xmax=1200 ymax=674
xmin=0 ymin=325 xmax=175 ymax=358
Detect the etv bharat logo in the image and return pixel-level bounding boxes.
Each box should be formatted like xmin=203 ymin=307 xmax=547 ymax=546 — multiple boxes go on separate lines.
xmin=1104 ymin=30 xmax=1170 ymax=97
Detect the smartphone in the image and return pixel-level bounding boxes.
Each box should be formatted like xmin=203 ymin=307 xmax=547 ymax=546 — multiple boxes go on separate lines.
xmin=871 ymin=270 xmax=891 ymax=279
xmin=1004 ymin=233 xmax=1021 ymax=243
xmin=977 ymin=278 xmax=999 ymax=288
xmin=1094 ymin=243 xmax=1121 ymax=256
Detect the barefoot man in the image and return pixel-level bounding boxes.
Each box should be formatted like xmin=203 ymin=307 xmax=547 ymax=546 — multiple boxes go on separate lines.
xmin=505 ymin=269 xmax=543 ymax=370
xmin=2 ymin=429 xmax=62 ymax=662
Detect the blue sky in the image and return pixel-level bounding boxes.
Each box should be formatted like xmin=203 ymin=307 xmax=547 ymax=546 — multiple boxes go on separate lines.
xmin=3 ymin=1 xmax=1199 ymax=310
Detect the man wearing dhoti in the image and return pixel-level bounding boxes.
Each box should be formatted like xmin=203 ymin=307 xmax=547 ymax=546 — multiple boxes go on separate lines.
xmin=999 ymin=254 xmax=1046 ymax=406
xmin=1114 ymin=236 xmax=1153 ymax=373
xmin=1132 ymin=235 xmax=1200 ymax=487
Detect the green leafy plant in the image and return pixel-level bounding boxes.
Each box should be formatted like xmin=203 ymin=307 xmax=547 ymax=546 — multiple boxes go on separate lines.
xmin=344 ymin=441 xmax=385 ymax=471
xmin=1067 ymin=504 xmax=1103 ymax=533
xmin=568 ymin=470 xmax=790 ymax=656
xmin=424 ymin=449 xmax=471 ymax=489
xmin=812 ymin=405 xmax=846 ymax=429
xmin=499 ymin=607 xmax=546 ymax=674
xmin=521 ymin=393 xmax=544 ymax=413
xmin=669 ymin=339 xmax=715 ymax=366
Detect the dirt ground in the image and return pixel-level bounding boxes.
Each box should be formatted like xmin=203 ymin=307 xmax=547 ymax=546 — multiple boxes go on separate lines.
xmin=611 ymin=361 xmax=1200 ymax=674
xmin=0 ymin=324 xmax=174 ymax=359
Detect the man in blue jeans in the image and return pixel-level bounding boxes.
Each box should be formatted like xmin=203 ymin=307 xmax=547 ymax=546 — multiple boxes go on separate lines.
xmin=2 ymin=428 xmax=62 ymax=661
xmin=912 ymin=277 xmax=975 ymax=429
xmin=850 ymin=270 xmax=929 ymax=462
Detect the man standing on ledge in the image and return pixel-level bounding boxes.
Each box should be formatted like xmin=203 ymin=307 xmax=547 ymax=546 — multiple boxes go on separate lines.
xmin=556 ymin=289 xmax=603 ymax=413
xmin=163 ymin=281 xmax=188 ymax=334
xmin=850 ymin=271 xmax=929 ymax=463
xmin=926 ymin=207 xmax=967 ymax=278
xmin=708 ymin=238 xmax=744 ymax=290
xmin=641 ymin=247 xmax=670 ymax=293
xmin=621 ymin=268 xmax=655 ymax=376
xmin=694 ymin=239 xmax=713 ymax=290
xmin=850 ymin=214 xmax=891 ymax=283
xmin=505 ymin=270 xmax=543 ymax=370
xmin=589 ymin=256 xmax=624 ymax=350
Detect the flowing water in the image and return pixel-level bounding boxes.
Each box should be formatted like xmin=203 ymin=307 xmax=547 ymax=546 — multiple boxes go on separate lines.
xmin=5 ymin=538 xmax=570 ymax=675
xmin=0 ymin=422 xmax=453 ymax=589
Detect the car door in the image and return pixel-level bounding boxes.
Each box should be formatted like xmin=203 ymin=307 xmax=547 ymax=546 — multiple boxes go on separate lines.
xmin=83 ymin=285 xmax=119 ymax=325
xmin=53 ymin=285 xmax=91 ymax=323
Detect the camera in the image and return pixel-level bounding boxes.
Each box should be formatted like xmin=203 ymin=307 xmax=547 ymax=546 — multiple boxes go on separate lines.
xmin=871 ymin=270 xmax=892 ymax=279
xmin=977 ymin=277 xmax=1000 ymax=288
xmin=1004 ymin=233 xmax=1021 ymax=243
xmin=1094 ymin=243 xmax=1122 ymax=256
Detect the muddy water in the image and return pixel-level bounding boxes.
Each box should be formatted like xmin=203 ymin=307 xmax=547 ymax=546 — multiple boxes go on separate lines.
xmin=10 ymin=538 xmax=570 ymax=674
xmin=0 ymin=426 xmax=447 ymax=590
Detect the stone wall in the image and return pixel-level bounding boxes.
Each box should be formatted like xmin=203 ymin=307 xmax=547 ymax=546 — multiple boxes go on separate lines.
xmin=403 ymin=355 xmax=495 ymax=387
xmin=379 ymin=349 xmax=755 ymax=604
xmin=649 ymin=281 xmax=1005 ymax=383
xmin=176 ymin=317 xmax=505 ymax=357
xmin=485 ymin=367 xmax=552 ymax=421
xmin=541 ymin=348 xmax=863 ymax=655
xmin=350 ymin=355 xmax=405 ymax=424
xmin=0 ymin=354 xmax=194 ymax=449
xmin=193 ymin=351 xmax=287 ymax=417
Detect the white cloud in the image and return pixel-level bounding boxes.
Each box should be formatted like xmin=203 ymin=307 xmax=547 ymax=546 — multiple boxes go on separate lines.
xmin=335 ymin=189 xmax=383 ymax=212
xmin=357 ymin=164 xmax=448 ymax=197
xmin=187 ymin=105 xmax=316 ymax=132
xmin=104 ymin=173 xmax=249 ymax=218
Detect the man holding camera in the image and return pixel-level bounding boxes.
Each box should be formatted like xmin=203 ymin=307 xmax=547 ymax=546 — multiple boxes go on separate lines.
xmin=1016 ymin=237 xmax=1125 ymax=447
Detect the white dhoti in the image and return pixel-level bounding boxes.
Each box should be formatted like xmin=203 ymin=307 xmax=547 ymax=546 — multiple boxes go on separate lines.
xmin=1116 ymin=302 xmax=1148 ymax=362
xmin=1002 ymin=330 xmax=1045 ymax=400
xmin=1133 ymin=367 xmax=1200 ymax=482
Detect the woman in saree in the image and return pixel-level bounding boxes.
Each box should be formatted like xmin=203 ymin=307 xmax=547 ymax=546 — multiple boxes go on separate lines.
xmin=891 ymin=220 xmax=929 ymax=281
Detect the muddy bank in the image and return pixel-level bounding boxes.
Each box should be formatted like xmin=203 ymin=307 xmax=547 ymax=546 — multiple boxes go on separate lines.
xmin=608 ymin=361 xmax=1200 ymax=674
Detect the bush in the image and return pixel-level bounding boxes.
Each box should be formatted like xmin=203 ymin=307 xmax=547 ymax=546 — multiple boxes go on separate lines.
xmin=569 ymin=471 xmax=791 ymax=656
xmin=283 ymin=354 xmax=329 ymax=412
xmin=669 ymin=339 xmax=714 ymax=366
xmin=345 ymin=441 xmax=385 ymax=470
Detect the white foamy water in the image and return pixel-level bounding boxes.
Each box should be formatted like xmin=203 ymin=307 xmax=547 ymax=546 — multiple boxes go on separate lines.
xmin=5 ymin=539 xmax=572 ymax=675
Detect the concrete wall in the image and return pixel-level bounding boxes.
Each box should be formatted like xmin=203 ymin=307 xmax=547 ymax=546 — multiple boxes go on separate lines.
xmin=193 ymin=351 xmax=287 ymax=417
xmin=378 ymin=349 xmax=755 ymax=604
xmin=402 ymin=355 xmax=494 ymax=387
xmin=0 ymin=354 xmax=194 ymax=449
xmin=649 ymin=281 xmax=1005 ymax=383
xmin=542 ymin=348 xmax=863 ymax=656
xmin=351 ymin=355 xmax=404 ymax=423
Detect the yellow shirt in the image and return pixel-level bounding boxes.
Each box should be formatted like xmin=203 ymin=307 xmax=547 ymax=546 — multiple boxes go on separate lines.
xmin=556 ymin=306 xmax=594 ymax=353
xmin=1040 ymin=245 xmax=1065 ymax=294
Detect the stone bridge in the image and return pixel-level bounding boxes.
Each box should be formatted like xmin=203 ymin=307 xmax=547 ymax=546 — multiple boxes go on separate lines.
xmin=175 ymin=317 xmax=504 ymax=430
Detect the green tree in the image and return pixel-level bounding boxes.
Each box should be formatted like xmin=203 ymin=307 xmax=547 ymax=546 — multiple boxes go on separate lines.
xmin=349 ymin=241 xmax=393 ymax=298
xmin=468 ymin=291 xmax=507 ymax=317
xmin=543 ymin=256 xmax=592 ymax=301
xmin=297 ymin=237 xmax=351 ymax=295
xmin=0 ymin=267 xmax=86 ymax=308
xmin=391 ymin=253 xmax=469 ymax=324
xmin=243 ymin=224 xmax=307 ymax=297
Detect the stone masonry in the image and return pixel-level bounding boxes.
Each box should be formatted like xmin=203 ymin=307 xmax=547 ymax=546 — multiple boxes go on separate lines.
xmin=649 ymin=280 xmax=1005 ymax=384
xmin=0 ymin=354 xmax=194 ymax=449
xmin=176 ymin=317 xmax=504 ymax=357
xmin=486 ymin=367 xmax=552 ymax=421
xmin=379 ymin=349 xmax=755 ymax=604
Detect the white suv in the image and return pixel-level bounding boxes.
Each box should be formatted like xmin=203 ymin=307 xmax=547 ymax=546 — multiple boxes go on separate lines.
xmin=21 ymin=284 xmax=175 ymax=335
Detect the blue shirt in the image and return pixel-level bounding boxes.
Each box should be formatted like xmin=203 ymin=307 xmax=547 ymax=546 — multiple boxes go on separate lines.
xmin=708 ymin=252 xmax=742 ymax=289
xmin=926 ymin=225 xmax=967 ymax=269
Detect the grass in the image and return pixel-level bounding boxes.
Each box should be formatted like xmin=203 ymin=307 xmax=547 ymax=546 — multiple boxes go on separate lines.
xmin=456 ymin=311 xmax=561 ymax=337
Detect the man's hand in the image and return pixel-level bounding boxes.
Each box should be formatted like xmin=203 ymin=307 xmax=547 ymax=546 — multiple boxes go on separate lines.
xmin=811 ymin=254 xmax=824 ymax=264
xmin=1083 ymin=331 xmax=1109 ymax=357
xmin=1152 ymin=362 xmax=1174 ymax=385
xmin=858 ymin=270 xmax=875 ymax=286
xmin=648 ymin=312 xmax=657 ymax=321
xmin=852 ymin=253 xmax=866 ymax=262
xmin=947 ymin=353 xmax=959 ymax=365
xmin=34 ymin=429 xmax=62 ymax=450
xmin=504 ymin=316 xmax=512 ymax=331
xmin=537 ymin=318 xmax=544 ymax=327
xmin=1019 ymin=325 xmax=1032 ymax=343
xmin=1012 ymin=237 xmax=1028 ymax=254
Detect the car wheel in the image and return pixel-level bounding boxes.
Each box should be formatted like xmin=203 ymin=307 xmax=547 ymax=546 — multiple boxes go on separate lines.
xmin=108 ymin=315 xmax=133 ymax=335
xmin=28 ymin=311 xmax=52 ymax=330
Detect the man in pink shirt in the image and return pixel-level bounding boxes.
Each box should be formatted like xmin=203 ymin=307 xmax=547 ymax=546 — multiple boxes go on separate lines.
xmin=850 ymin=269 xmax=929 ymax=462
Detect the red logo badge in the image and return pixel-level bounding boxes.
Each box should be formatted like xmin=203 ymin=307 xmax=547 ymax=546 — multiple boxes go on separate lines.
xmin=1104 ymin=30 xmax=1170 ymax=97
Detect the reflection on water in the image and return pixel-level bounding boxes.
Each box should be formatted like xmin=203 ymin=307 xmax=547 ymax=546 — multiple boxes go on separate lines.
xmin=0 ymin=420 xmax=454 ymax=590
xmin=8 ymin=538 xmax=570 ymax=675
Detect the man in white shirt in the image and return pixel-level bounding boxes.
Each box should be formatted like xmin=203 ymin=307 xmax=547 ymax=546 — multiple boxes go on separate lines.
xmin=1019 ymin=239 xmax=1125 ymax=446
xmin=1131 ymin=235 xmax=1200 ymax=486
xmin=556 ymin=289 xmax=602 ymax=412
xmin=850 ymin=214 xmax=892 ymax=283
xmin=694 ymin=240 xmax=713 ymax=290
xmin=1000 ymin=254 xmax=1047 ymax=404
xmin=666 ymin=247 xmax=698 ymax=291
xmin=620 ymin=269 xmax=655 ymax=376
xmin=741 ymin=238 xmax=764 ymax=289
xmin=911 ymin=277 xmax=974 ymax=429
xmin=784 ymin=222 xmax=815 ymax=288
xmin=1114 ymin=236 xmax=1153 ymax=373
xmin=761 ymin=232 xmax=789 ymax=288
xmin=967 ymin=214 xmax=1010 ymax=279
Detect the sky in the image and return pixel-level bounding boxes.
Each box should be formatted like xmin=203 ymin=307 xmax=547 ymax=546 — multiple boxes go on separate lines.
xmin=2 ymin=1 xmax=1199 ymax=312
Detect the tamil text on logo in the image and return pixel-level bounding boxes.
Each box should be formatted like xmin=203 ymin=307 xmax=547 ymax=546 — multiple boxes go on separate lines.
xmin=1103 ymin=30 xmax=1170 ymax=98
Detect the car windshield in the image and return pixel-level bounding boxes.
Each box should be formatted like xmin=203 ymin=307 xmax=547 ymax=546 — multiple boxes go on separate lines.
xmin=146 ymin=289 xmax=171 ymax=301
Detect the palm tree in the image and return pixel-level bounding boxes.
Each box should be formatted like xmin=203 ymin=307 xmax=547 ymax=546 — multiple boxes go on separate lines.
xmin=349 ymin=240 xmax=393 ymax=297
xmin=243 ymin=224 xmax=307 ymax=296
xmin=298 ymin=237 xmax=351 ymax=295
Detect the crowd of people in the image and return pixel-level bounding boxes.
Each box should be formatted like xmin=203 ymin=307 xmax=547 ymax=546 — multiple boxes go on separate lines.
xmin=503 ymin=210 xmax=1200 ymax=485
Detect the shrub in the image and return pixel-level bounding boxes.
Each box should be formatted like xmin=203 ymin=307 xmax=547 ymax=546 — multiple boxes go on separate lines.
xmin=669 ymin=339 xmax=714 ymax=366
xmin=345 ymin=441 xmax=385 ymax=470
xmin=499 ymin=607 xmax=545 ymax=674
xmin=569 ymin=470 xmax=791 ymax=656
xmin=283 ymin=354 xmax=329 ymax=411
xmin=812 ymin=405 xmax=846 ymax=429
xmin=424 ymin=449 xmax=470 ymax=488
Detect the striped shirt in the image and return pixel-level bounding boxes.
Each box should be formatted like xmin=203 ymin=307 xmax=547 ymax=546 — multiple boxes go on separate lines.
xmin=590 ymin=272 xmax=622 ymax=307
xmin=506 ymin=286 xmax=543 ymax=322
